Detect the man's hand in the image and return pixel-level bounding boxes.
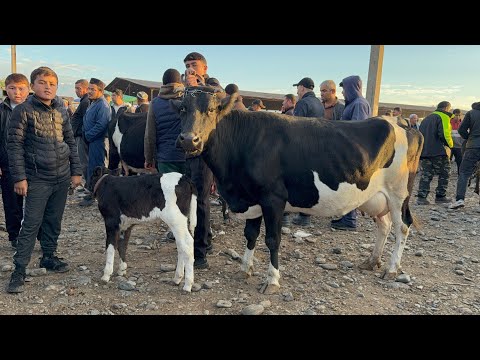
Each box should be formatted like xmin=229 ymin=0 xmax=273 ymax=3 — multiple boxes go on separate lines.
xmin=14 ymin=180 xmax=28 ymax=196
xmin=185 ymin=73 xmax=198 ymax=87
xmin=144 ymin=161 xmax=154 ymax=170
xmin=71 ymin=175 xmax=82 ymax=188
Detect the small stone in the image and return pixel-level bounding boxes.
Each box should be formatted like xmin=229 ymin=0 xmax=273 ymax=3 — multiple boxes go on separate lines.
xmin=241 ymin=304 xmax=264 ymax=315
xmin=216 ymin=300 xmax=232 ymax=308
xmin=320 ymin=263 xmax=337 ymax=270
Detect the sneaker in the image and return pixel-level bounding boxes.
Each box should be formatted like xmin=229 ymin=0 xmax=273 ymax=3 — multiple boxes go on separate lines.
xmin=39 ymin=255 xmax=70 ymax=273
xmin=7 ymin=270 xmax=25 ymax=293
xmin=165 ymin=231 xmax=175 ymax=243
xmin=416 ymin=197 xmax=430 ymax=205
xmin=194 ymin=257 xmax=209 ymax=269
xmin=292 ymin=214 xmax=311 ymax=226
xmin=435 ymin=196 xmax=451 ymax=204
xmin=448 ymin=199 xmax=465 ymax=209
xmin=79 ymin=196 xmax=95 ymax=207
xmin=331 ymin=222 xmax=357 ymax=231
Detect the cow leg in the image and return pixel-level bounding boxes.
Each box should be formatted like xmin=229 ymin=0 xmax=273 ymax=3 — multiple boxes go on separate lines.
xmin=236 ymin=216 xmax=262 ymax=279
xmin=382 ymin=197 xmax=410 ymax=280
xmin=259 ymin=198 xmax=285 ymax=295
xmin=102 ymin=220 xmax=120 ymax=282
xmin=359 ymin=213 xmax=392 ymax=270
xmin=165 ymin=217 xmax=194 ymax=292
xmin=117 ymin=226 xmax=133 ymax=276
xmin=120 ymin=160 xmax=130 ymax=176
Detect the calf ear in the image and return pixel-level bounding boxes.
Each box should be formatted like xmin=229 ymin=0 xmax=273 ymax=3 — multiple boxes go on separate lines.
xmin=112 ymin=168 xmax=122 ymax=176
xmin=170 ymin=99 xmax=182 ymax=112
xmin=93 ymin=166 xmax=103 ymax=177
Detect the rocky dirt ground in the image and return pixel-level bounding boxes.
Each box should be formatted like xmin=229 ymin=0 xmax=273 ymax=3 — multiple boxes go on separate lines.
xmin=0 ymin=171 xmax=479 ymax=315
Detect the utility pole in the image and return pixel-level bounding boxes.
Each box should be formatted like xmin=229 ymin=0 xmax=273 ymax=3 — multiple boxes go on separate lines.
xmin=366 ymin=45 xmax=384 ymax=116
xmin=11 ymin=45 xmax=17 ymax=73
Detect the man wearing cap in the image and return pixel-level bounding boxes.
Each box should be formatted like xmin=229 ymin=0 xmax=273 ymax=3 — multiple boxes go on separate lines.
xmin=135 ymin=91 xmax=149 ymax=113
xmin=330 ymin=75 xmax=372 ymax=231
xmin=250 ymin=99 xmax=266 ymax=111
xmin=289 ymin=77 xmax=323 ymax=227
xmin=183 ymin=52 xmax=223 ymax=270
xmin=81 ymin=77 xmax=111 ymax=206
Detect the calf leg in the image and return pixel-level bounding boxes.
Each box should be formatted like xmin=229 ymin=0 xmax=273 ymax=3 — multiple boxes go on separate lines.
xmin=239 ymin=216 xmax=262 ymax=277
xmin=102 ymin=220 xmax=120 ymax=282
xmin=117 ymin=226 xmax=133 ymax=276
xmin=259 ymin=197 xmax=285 ymax=294
xmin=165 ymin=217 xmax=194 ymax=292
xmin=359 ymin=213 xmax=392 ymax=270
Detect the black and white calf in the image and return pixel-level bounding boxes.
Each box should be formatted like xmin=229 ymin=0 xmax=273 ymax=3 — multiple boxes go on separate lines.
xmin=176 ymin=86 xmax=424 ymax=294
xmin=91 ymin=166 xmax=197 ymax=292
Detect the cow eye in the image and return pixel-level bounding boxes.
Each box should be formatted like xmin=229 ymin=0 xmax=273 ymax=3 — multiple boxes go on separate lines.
xmin=208 ymin=108 xmax=215 ymax=113
xmin=179 ymin=106 xmax=186 ymax=113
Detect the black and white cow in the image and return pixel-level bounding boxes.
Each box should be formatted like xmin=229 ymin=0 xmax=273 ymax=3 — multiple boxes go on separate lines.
xmin=176 ymin=86 xmax=424 ymax=294
xmin=91 ymin=166 xmax=197 ymax=292
xmin=108 ymin=111 xmax=151 ymax=175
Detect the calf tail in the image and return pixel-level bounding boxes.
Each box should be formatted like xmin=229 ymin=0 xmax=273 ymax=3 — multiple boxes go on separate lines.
xmin=188 ymin=181 xmax=198 ymax=235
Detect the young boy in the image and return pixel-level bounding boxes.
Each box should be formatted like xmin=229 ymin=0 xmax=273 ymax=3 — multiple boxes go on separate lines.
xmin=0 ymin=73 xmax=30 ymax=249
xmin=6 ymin=66 xmax=82 ymax=293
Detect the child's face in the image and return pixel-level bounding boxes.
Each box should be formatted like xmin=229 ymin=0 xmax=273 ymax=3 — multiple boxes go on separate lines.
xmin=6 ymin=81 xmax=29 ymax=105
xmin=31 ymin=74 xmax=57 ymax=102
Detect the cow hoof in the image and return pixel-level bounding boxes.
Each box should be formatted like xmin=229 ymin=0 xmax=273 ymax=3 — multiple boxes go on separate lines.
xmin=117 ymin=270 xmax=126 ymax=276
xmin=259 ymin=282 xmax=280 ymax=295
xmin=182 ymin=286 xmax=192 ymax=293
xmin=101 ymin=275 xmax=110 ymax=283
xmin=381 ymin=269 xmax=397 ymax=280
xmin=172 ymin=277 xmax=182 ymax=285
xmin=358 ymin=259 xmax=376 ymax=270
xmin=234 ymin=270 xmax=250 ymax=280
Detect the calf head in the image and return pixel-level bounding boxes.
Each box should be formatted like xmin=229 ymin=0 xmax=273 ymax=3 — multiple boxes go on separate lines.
xmin=174 ymin=86 xmax=237 ymax=156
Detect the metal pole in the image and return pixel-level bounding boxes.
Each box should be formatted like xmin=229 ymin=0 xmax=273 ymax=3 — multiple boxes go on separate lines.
xmin=366 ymin=45 xmax=384 ymax=117
xmin=11 ymin=45 xmax=17 ymax=73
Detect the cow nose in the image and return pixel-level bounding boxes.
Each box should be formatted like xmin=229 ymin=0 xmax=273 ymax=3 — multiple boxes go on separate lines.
xmin=179 ymin=133 xmax=201 ymax=151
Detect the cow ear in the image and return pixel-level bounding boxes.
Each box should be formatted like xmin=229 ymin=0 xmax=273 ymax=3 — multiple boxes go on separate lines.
xmin=93 ymin=166 xmax=103 ymax=177
xmin=170 ymin=99 xmax=182 ymax=112
xmin=218 ymin=92 xmax=237 ymax=119
xmin=112 ymin=168 xmax=122 ymax=176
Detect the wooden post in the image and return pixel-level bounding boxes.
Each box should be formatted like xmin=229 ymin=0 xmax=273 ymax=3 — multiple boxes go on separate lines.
xmin=366 ymin=45 xmax=384 ymax=117
xmin=11 ymin=45 xmax=17 ymax=73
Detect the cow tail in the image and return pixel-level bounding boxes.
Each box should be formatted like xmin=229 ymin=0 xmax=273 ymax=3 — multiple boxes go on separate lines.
xmin=404 ymin=128 xmax=423 ymax=230
xmin=188 ymin=182 xmax=198 ymax=235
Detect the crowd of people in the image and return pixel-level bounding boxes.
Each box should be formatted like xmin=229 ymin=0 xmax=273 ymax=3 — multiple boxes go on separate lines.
xmin=1 ymin=51 xmax=479 ymax=295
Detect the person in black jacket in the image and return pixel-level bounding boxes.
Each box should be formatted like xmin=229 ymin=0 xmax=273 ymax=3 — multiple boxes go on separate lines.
xmin=183 ymin=52 xmax=223 ymax=269
xmin=0 ymin=73 xmax=30 ymax=249
xmin=71 ymin=79 xmax=90 ymax=184
xmin=6 ymin=66 xmax=83 ymax=293
xmin=449 ymin=102 xmax=480 ymax=209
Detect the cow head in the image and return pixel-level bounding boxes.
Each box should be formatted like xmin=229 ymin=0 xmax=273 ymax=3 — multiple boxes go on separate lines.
xmin=174 ymin=86 xmax=237 ymax=156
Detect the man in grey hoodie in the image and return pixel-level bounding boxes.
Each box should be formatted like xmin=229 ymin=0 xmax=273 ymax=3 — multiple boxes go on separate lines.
xmin=331 ymin=75 xmax=371 ymax=231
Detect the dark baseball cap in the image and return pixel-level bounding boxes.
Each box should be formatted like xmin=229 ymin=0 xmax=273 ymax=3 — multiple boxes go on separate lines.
xmin=293 ymin=77 xmax=314 ymax=90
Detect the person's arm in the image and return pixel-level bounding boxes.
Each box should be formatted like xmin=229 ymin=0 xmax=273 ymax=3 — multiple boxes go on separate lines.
xmin=351 ymin=102 xmax=371 ymax=121
xmin=7 ymin=107 xmax=28 ymax=195
xmin=458 ymin=112 xmax=471 ymax=140
xmin=84 ymin=103 xmax=110 ymax=143
xmin=71 ymin=97 xmax=89 ymax=137
xmin=438 ymin=114 xmax=454 ymax=148
xmin=144 ymin=104 xmax=156 ymax=168
xmin=293 ymin=101 xmax=307 ymax=117
xmin=62 ymin=110 xmax=83 ymax=177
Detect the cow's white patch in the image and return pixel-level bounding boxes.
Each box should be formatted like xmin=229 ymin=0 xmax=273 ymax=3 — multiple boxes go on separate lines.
xmin=102 ymin=244 xmax=115 ymax=282
xmin=267 ymin=263 xmax=280 ymax=287
xmin=112 ymin=120 xmax=123 ymax=157
xmin=118 ymin=259 xmax=127 ymax=276
xmin=231 ymin=205 xmax=263 ymax=220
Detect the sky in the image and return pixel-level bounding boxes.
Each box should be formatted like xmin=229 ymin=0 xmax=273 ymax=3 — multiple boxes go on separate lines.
xmin=1 ymin=45 xmax=479 ymax=111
